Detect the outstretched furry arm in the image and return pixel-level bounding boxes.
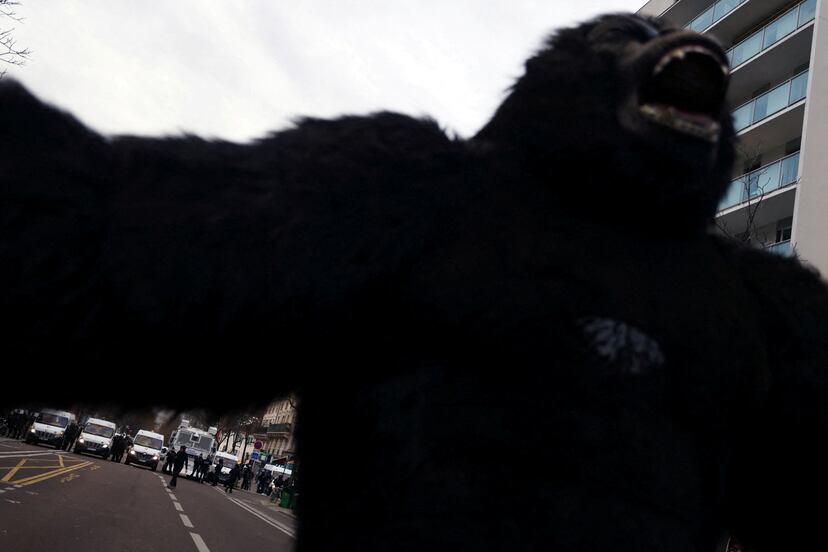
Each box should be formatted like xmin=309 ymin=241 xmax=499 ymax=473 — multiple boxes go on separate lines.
xmin=0 ymin=81 xmax=464 ymax=408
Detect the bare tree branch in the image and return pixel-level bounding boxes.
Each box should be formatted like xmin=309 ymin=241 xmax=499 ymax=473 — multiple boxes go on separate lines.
xmin=0 ymin=0 xmax=30 ymax=78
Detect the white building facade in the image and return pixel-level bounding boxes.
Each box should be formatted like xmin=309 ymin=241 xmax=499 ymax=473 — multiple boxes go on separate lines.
xmin=639 ymin=0 xmax=828 ymax=277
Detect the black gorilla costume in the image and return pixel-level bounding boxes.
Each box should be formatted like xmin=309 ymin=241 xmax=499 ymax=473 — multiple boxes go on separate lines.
xmin=2 ymin=12 xmax=828 ymax=551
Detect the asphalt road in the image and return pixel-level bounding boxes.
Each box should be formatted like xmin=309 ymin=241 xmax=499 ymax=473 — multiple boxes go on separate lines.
xmin=0 ymin=437 xmax=296 ymax=552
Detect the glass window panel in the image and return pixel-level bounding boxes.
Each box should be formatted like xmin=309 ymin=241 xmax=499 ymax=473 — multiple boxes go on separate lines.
xmin=691 ymin=6 xmax=715 ymax=32
xmin=781 ymin=152 xmax=800 ymax=185
xmin=752 ymin=82 xmax=790 ymax=124
xmin=733 ymin=102 xmax=755 ymax=132
xmin=751 ymin=94 xmax=769 ymax=124
xmin=799 ymin=0 xmax=817 ymax=26
xmin=719 ymin=178 xmax=744 ymax=210
xmin=756 ymin=161 xmax=782 ymax=194
xmin=731 ymin=31 xmax=763 ymax=67
xmin=765 ymin=82 xmax=792 ymax=119
xmin=790 ymin=71 xmax=809 ymax=103
xmin=763 ymin=9 xmax=798 ymax=48
xmin=746 ymin=172 xmax=763 ymax=199
xmin=714 ymin=0 xmax=742 ymax=22
xmin=732 ymin=103 xmax=753 ymax=131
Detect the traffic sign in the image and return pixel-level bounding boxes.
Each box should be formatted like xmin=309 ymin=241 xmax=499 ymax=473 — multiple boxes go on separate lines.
xmin=254 ymin=440 xmax=262 ymax=450
xmin=251 ymin=452 xmax=260 ymax=461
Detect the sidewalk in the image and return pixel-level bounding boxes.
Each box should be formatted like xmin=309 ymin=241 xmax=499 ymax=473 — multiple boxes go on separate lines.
xmin=229 ymin=482 xmax=298 ymax=519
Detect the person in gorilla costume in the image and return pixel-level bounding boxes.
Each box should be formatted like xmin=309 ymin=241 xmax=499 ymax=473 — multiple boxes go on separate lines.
xmin=2 ymin=12 xmax=827 ymax=551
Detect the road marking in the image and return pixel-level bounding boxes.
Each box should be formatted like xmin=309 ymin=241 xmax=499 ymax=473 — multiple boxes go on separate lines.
xmin=180 ymin=514 xmax=194 ymax=528
xmin=4 ymin=498 xmax=20 ymax=504
xmin=0 ymin=489 xmax=5 ymax=493
xmin=190 ymin=533 xmax=210 ymax=552
xmin=173 ymin=501 xmax=184 ymax=512
xmin=3 ymin=459 xmax=28 ymax=482
xmin=0 ymin=452 xmax=59 ymax=458
xmin=169 ymin=493 xmax=178 ymax=501
xmin=13 ymin=461 xmax=93 ymax=486
xmin=59 ymin=455 xmax=65 ymax=468
xmin=226 ymin=496 xmax=296 ymax=538
xmin=60 ymin=473 xmax=80 ymax=483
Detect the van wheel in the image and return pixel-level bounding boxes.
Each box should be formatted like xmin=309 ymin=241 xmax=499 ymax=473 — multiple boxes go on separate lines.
xmin=151 ymin=464 xmax=157 ymax=472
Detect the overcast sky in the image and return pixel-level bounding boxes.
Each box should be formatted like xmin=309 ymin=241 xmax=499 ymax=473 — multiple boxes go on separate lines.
xmin=8 ymin=1 xmax=639 ymax=141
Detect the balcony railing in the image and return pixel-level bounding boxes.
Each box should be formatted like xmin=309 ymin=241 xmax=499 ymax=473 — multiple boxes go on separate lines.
xmin=731 ymin=70 xmax=808 ymax=132
xmin=688 ymin=0 xmax=748 ymax=33
xmin=718 ymin=151 xmax=800 ymax=210
xmin=767 ymin=240 xmax=792 ymax=256
xmin=726 ymin=0 xmax=816 ymax=68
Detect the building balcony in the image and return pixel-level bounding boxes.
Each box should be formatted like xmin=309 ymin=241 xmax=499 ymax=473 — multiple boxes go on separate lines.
xmin=716 ymin=179 xmax=796 ymax=238
xmin=767 ymin=240 xmax=793 ymax=256
xmin=718 ymin=151 xmax=799 ymax=211
xmin=687 ymin=0 xmax=747 ymax=33
xmin=267 ymin=423 xmax=292 ymax=436
xmin=732 ymin=70 xmax=808 ymax=133
xmin=725 ymin=0 xmax=816 ymax=69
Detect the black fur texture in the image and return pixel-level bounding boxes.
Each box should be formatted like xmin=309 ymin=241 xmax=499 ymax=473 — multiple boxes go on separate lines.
xmin=2 ymin=13 xmax=828 ymax=551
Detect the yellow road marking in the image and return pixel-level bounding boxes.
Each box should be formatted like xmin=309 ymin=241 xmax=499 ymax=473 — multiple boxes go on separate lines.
xmin=60 ymin=473 xmax=79 ymax=483
xmin=0 ymin=459 xmax=26 ymax=482
xmin=13 ymin=461 xmax=93 ymax=486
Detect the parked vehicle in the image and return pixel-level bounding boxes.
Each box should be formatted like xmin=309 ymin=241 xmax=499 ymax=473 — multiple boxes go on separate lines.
xmin=168 ymin=420 xmax=217 ymax=477
xmin=125 ymin=429 xmax=164 ymax=471
xmin=25 ymin=409 xmax=76 ymax=448
xmin=73 ymin=418 xmax=116 ymax=458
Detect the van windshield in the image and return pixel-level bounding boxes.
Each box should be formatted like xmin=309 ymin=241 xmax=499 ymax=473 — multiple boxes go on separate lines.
xmin=84 ymin=423 xmax=114 ymax=438
xmin=134 ymin=435 xmax=163 ymax=449
xmin=39 ymin=414 xmax=69 ymax=428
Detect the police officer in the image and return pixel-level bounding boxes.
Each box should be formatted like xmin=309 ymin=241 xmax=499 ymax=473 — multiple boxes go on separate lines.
xmin=163 ymin=447 xmax=176 ymax=474
xmin=212 ymin=459 xmax=223 ymax=487
xmin=62 ymin=421 xmax=78 ymax=451
xmin=192 ymin=454 xmax=203 ymax=480
xmin=169 ymin=445 xmax=188 ymax=488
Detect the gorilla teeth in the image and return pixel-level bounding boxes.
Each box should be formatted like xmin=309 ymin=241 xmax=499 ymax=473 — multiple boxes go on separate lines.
xmin=653 ymin=45 xmax=729 ymax=77
xmin=639 ymin=104 xmax=720 ymax=142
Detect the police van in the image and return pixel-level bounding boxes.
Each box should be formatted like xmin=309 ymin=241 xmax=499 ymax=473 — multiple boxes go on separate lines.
xmin=125 ymin=429 xmax=164 ymax=471
xmin=73 ymin=418 xmax=117 ymax=458
xmin=211 ymin=451 xmax=239 ymax=483
xmin=25 ymin=409 xmax=76 ymax=448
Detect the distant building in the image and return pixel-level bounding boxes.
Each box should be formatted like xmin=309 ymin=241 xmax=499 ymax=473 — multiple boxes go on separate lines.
xmin=262 ymin=395 xmax=297 ymax=462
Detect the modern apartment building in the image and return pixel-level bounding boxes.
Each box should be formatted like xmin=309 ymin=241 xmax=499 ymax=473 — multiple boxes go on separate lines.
xmin=639 ymin=0 xmax=828 ymax=277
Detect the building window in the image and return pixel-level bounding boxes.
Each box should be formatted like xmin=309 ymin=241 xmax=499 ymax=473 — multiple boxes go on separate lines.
xmin=775 ymin=217 xmax=793 ymax=243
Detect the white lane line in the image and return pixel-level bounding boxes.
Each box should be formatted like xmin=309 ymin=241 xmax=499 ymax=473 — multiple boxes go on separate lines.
xmin=169 ymin=493 xmax=178 ymax=501
xmin=226 ymin=496 xmax=296 ymax=538
xmin=173 ymin=501 xmax=184 ymax=512
xmin=180 ymin=514 xmax=194 ymax=528
xmin=0 ymin=489 xmax=5 ymax=493
xmin=13 ymin=485 xmax=22 ymax=489
xmin=0 ymin=452 xmax=58 ymax=458
xmin=190 ymin=533 xmax=210 ymax=552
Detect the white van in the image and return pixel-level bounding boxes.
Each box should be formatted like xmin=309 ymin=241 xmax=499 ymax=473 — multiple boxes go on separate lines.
xmin=74 ymin=418 xmax=117 ymax=458
xmin=25 ymin=409 xmax=76 ymax=448
xmin=125 ymin=429 xmax=164 ymax=471
xmin=211 ymin=451 xmax=239 ymax=483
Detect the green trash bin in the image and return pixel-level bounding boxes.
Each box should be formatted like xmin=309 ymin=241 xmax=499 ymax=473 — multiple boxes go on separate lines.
xmin=279 ymin=488 xmax=293 ymax=508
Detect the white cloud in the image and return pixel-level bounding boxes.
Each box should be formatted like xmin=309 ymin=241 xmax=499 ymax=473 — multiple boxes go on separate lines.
xmin=11 ymin=0 xmax=637 ymax=141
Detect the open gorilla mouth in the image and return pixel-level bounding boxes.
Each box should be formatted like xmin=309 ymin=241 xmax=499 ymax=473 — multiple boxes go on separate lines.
xmin=637 ymin=45 xmax=729 ymax=142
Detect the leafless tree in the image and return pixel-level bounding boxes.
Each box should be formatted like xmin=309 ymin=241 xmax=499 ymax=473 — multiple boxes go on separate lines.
xmin=0 ymin=0 xmax=30 ymax=79
xmin=714 ymin=141 xmax=799 ymax=258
